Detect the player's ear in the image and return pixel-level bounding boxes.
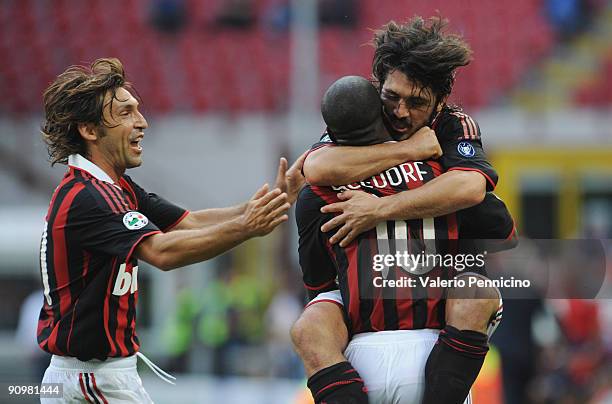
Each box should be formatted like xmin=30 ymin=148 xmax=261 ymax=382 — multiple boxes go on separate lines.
xmin=77 ymin=123 xmax=98 ymax=141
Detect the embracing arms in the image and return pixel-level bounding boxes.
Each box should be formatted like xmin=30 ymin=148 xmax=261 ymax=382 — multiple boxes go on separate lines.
xmin=304 ymin=127 xmax=442 ymax=185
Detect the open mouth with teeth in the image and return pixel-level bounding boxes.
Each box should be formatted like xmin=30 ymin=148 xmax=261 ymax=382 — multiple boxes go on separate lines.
xmin=129 ymin=138 xmax=143 ymax=153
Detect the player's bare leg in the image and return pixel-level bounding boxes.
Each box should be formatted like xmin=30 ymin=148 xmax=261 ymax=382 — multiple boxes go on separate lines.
xmin=291 ymin=301 xmax=369 ymax=404
xmin=291 ymin=302 xmax=348 ymax=376
xmin=422 ymin=274 xmax=501 ymax=404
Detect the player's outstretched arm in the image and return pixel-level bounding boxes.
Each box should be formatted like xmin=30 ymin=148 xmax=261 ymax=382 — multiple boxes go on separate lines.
xmin=304 ymin=127 xmax=441 ymax=186
xmin=321 ymin=170 xmax=485 ymax=247
xmin=136 ymin=184 xmax=290 ymax=270
xmin=173 ymin=204 xmax=248 ymax=230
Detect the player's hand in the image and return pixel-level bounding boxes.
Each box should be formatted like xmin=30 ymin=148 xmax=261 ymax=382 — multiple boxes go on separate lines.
xmin=274 ymin=151 xmax=307 ymax=205
xmin=402 ymin=126 xmax=442 ymax=160
xmin=242 ymin=184 xmax=291 ymax=237
xmin=320 ymin=191 xmax=381 ymax=247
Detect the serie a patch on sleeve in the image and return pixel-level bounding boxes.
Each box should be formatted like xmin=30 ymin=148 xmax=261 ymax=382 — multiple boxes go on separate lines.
xmin=123 ymin=211 xmax=149 ymax=230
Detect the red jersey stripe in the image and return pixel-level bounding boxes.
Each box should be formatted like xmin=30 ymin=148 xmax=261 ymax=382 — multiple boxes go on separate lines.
xmin=118 ymin=177 xmax=138 ymax=207
xmin=447 ymin=167 xmax=496 ymax=190
xmin=344 ymin=243 xmax=363 ymax=332
xmin=46 ymin=321 xmax=65 ymax=355
xmin=46 ymin=169 xmax=76 ymax=221
xmin=304 ymin=278 xmax=336 ymax=290
xmin=125 ymin=231 xmax=161 ymax=264
xmin=50 ymin=182 xmax=85 ymax=319
xmin=369 ymin=288 xmax=386 ymax=331
xmin=163 ymin=210 xmax=190 ymax=232
xmin=465 ymin=116 xmax=478 ymax=139
xmin=115 ymin=284 xmax=130 ymax=357
xmin=396 ymin=267 xmax=414 ymax=330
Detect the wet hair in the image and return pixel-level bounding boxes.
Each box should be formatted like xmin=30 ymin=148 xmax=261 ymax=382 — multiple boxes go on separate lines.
xmin=371 ymin=16 xmax=472 ymax=101
xmin=41 ymin=58 xmax=134 ymax=165
xmin=321 ymin=75 xmax=389 ymax=146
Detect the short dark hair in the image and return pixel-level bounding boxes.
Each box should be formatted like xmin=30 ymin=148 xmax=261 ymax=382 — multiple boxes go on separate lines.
xmin=41 ymin=58 xmax=133 ymax=165
xmin=321 ymin=76 xmax=388 ymax=146
xmin=371 ymin=16 xmax=472 ymax=101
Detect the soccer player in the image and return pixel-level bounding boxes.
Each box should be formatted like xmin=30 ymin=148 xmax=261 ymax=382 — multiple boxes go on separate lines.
xmin=292 ymin=17 xmax=515 ymax=404
xmin=37 ymin=58 xmax=305 ymax=403
xmin=295 ymin=75 xmax=515 ymax=403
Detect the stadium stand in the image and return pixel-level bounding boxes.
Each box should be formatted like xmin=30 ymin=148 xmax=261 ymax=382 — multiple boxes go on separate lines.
xmin=0 ymin=0 xmax=555 ymax=114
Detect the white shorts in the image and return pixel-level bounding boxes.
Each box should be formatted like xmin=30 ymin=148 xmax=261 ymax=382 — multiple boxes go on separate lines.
xmin=344 ymin=330 xmax=472 ymax=404
xmin=41 ymin=354 xmax=153 ymax=403
xmin=307 ymin=289 xmax=503 ymax=338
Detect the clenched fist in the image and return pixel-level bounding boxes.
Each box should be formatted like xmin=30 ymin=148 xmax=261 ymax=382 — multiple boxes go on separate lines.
xmin=402 ymin=126 xmax=442 ymax=160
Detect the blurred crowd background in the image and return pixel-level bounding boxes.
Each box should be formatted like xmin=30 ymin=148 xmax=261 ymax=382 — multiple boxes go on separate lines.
xmin=0 ymin=0 xmax=611 ymax=403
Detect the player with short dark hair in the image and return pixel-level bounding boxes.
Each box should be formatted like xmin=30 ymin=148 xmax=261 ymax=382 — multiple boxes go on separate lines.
xmin=293 ymin=16 xmax=516 ymax=404
xmin=294 ymin=75 xmax=515 ymax=403
xmin=38 ymin=58 xmax=305 ymax=402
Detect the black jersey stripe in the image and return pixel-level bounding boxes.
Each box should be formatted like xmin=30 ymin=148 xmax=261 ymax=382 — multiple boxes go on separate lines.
xmin=104 ymin=258 xmax=120 ymax=357
xmin=356 ymin=238 xmax=375 ymax=332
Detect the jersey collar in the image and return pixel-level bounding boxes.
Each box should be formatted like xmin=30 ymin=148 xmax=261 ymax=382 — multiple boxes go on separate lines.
xmin=68 ymin=154 xmax=117 ymax=186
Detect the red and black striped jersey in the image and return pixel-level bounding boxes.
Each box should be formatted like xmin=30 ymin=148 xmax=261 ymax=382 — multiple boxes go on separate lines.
xmin=296 ymin=161 xmax=514 ymax=335
xmin=38 ymin=154 xmax=188 ymax=361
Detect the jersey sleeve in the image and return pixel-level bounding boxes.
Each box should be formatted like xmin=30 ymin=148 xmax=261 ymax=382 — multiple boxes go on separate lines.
xmin=70 ymin=188 xmax=162 ymax=262
xmin=436 ymin=111 xmax=498 ymax=191
xmin=122 ymin=176 xmax=188 ymax=232
xmin=458 ymin=192 xmax=517 ymax=252
xmin=295 ymin=186 xmax=339 ymax=300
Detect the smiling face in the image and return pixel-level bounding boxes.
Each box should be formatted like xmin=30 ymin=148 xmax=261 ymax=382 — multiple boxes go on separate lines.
xmin=380 ymin=70 xmax=440 ymax=140
xmin=92 ymin=87 xmax=148 ymax=177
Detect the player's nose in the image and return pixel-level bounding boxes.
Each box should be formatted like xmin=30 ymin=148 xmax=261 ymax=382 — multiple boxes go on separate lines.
xmin=394 ymin=101 xmax=410 ymax=119
xmin=135 ymin=110 xmax=148 ymax=130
